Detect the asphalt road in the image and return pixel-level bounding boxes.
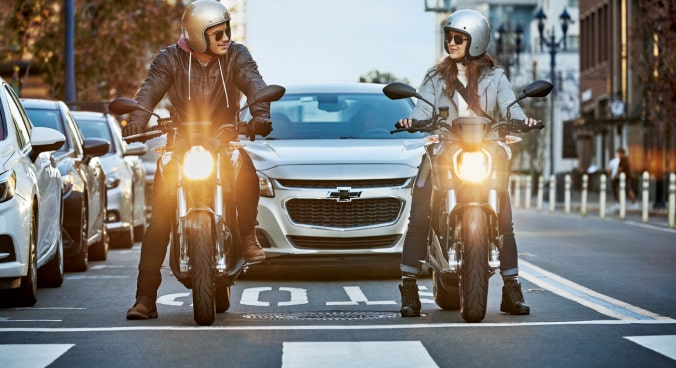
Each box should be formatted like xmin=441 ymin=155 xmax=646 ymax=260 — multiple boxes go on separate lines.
xmin=1 ymin=208 xmax=675 ymax=368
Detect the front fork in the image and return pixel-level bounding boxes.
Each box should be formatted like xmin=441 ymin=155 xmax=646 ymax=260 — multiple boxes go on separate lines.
xmin=439 ymin=188 xmax=501 ymax=273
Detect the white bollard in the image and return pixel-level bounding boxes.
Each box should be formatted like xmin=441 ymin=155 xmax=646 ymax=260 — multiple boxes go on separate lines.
xmin=599 ymin=174 xmax=607 ymax=219
xmin=619 ymin=172 xmax=626 ymax=220
xmin=549 ymin=175 xmax=556 ymax=213
xmin=537 ymin=175 xmax=544 ymax=211
xmin=525 ymin=175 xmax=532 ymax=210
xmin=580 ymin=174 xmax=588 ymax=217
xmin=564 ymin=174 xmax=571 ymax=214
xmin=669 ymin=173 xmax=675 ymax=229
xmin=642 ymin=171 xmax=650 ymax=223
xmin=514 ymin=176 xmax=521 ymax=209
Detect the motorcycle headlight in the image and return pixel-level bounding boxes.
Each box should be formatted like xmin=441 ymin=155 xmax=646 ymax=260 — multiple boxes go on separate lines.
xmin=454 ymin=149 xmax=492 ymax=183
xmin=182 ymin=146 xmax=214 ymax=180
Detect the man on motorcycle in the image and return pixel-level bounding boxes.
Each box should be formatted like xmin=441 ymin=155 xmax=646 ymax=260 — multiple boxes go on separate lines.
xmin=126 ymin=0 xmax=272 ymax=320
xmin=395 ymin=9 xmax=539 ymax=317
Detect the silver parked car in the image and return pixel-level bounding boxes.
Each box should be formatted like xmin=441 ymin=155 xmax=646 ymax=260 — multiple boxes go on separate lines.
xmin=72 ymin=111 xmax=147 ymax=248
xmin=0 ymin=77 xmax=66 ymax=306
xmin=242 ymin=83 xmax=426 ymax=266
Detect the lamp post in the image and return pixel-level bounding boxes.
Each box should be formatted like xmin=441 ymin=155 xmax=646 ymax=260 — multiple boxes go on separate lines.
xmin=534 ymin=7 xmax=572 ymax=177
xmin=494 ymin=22 xmax=524 ymax=79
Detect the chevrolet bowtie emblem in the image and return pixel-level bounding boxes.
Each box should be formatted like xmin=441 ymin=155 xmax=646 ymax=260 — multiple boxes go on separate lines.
xmin=327 ymin=187 xmax=361 ymax=202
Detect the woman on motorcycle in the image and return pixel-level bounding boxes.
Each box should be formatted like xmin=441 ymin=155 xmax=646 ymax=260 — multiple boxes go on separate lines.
xmin=396 ymin=9 xmax=539 ymax=317
xmin=126 ymin=0 xmax=273 ymax=320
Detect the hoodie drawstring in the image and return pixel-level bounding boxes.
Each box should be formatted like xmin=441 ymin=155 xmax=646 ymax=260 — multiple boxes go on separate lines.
xmin=217 ymin=58 xmax=230 ymax=109
xmin=188 ymin=54 xmax=192 ymax=101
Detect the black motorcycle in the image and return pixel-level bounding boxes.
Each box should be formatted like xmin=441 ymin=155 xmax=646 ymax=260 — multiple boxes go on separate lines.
xmin=384 ymin=80 xmax=552 ymax=322
xmin=109 ymin=85 xmax=285 ymax=325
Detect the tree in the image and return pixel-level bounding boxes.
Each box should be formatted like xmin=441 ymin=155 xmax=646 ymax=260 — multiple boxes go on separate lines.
xmin=358 ymin=69 xmax=410 ymax=85
xmin=1 ymin=1 xmax=184 ymax=101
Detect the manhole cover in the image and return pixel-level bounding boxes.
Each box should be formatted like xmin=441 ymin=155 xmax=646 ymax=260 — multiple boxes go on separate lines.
xmin=242 ymin=311 xmax=401 ymax=321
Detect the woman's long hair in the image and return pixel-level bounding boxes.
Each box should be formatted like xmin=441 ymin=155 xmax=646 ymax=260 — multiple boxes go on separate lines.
xmin=433 ymin=54 xmax=496 ymax=114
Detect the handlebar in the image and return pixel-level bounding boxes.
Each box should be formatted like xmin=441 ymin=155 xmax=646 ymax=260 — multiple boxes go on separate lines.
xmin=390 ymin=118 xmax=544 ymax=135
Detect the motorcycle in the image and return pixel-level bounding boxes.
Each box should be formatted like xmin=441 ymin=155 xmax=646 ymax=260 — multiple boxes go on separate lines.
xmin=384 ymin=80 xmax=553 ymax=322
xmin=109 ymin=85 xmax=285 ymax=325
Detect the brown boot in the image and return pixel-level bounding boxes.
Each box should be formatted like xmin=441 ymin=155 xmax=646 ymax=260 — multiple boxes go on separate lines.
xmin=126 ymin=296 xmax=158 ymax=320
xmin=243 ymin=232 xmax=265 ymax=263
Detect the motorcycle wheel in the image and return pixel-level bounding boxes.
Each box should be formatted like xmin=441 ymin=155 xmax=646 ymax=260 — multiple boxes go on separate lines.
xmin=215 ymin=279 xmax=231 ymax=313
xmin=459 ymin=207 xmax=489 ymax=323
xmin=432 ymin=271 xmax=460 ymax=310
xmin=189 ymin=212 xmax=216 ymax=326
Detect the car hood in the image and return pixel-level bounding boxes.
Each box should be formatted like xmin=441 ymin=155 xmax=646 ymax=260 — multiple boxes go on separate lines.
xmin=243 ymin=139 xmax=425 ymax=179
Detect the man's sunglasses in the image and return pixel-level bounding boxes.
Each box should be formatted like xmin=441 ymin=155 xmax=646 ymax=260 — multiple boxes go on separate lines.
xmin=207 ymin=29 xmax=228 ymax=41
xmin=445 ymin=34 xmax=468 ymax=45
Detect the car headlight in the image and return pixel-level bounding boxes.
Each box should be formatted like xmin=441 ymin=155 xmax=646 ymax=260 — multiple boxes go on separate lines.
xmin=258 ymin=172 xmax=274 ymax=197
xmin=183 ymin=146 xmax=214 ymax=180
xmin=0 ymin=171 xmax=16 ymax=203
xmin=453 ymin=149 xmax=492 ymax=183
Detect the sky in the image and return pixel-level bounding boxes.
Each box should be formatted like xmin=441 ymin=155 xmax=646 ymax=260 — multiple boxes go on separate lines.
xmin=244 ymin=0 xmax=438 ymax=88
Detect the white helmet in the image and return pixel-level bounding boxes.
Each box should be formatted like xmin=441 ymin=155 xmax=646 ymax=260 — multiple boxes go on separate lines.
xmin=181 ymin=0 xmax=231 ymax=53
xmin=443 ymin=9 xmax=491 ymax=58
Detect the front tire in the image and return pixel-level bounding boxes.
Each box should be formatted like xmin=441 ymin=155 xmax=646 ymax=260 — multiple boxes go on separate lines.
xmin=459 ymin=207 xmax=490 ymax=323
xmin=190 ymin=212 xmax=216 ymax=326
xmin=17 ymin=211 xmax=39 ymax=306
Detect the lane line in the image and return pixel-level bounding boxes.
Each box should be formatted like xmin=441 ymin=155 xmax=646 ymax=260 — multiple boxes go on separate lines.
xmin=282 ymin=341 xmax=439 ymax=368
xmin=624 ymin=335 xmax=676 ymax=361
xmin=519 ymin=260 xmax=668 ymax=320
xmin=0 ymin=319 xmax=674 ymax=332
xmin=0 ymin=344 xmax=74 ymax=368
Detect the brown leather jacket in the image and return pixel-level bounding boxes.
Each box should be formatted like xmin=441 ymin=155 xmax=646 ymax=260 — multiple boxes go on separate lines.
xmin=129 ymin=41 xmax=270 ymax=130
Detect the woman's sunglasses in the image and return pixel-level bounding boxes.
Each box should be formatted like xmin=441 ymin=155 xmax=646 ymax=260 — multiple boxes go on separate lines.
xmin=445 ymin=34 xmax=468 ymax=45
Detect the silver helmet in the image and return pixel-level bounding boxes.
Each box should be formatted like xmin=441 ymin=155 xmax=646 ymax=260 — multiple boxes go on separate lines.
xmin=181 ymin=0 xmax=231 ymax=53
xmin=443 ymin=9 xmax=490 ymax=58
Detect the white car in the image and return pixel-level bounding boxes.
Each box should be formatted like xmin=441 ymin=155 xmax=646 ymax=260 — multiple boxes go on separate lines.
xmin=0 ymin=78 xmax=66 ymax=306
xmin=242 ymin=83 xmax=426 ymax=266
xmin=72 ymin=111 xmax=147 ymax=248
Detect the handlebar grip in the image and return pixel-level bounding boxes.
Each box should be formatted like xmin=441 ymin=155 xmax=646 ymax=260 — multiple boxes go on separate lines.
xmin=510 ymin=119 xmax=544 ymax=133
xmin=393 ymin=118 xmax=432 ymax=129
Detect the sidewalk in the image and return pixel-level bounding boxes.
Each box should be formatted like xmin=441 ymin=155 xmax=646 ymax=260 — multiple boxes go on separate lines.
xmin=512 ymin=189 xmax=675 ymax=229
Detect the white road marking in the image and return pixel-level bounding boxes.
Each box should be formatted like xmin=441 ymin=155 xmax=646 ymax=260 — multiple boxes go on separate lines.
xmin=282 ymin=341 xmax=439 ymax=368
xmin=1 ymin=319 xmax=674 ymax=332
xmin=65 ymin=275 xmax=129 ymax=280
xmin=157 ymin=292 xmax=191 ymax=306
xmin=519 ymin=259 xmax=668 ymax=320
xmin=326 ymin=286 xmax=396 ymax=306
xmin=0 ymin=344 xmax=74 ymax=368
xmin=624 ymin=335 xmax=676 ymax=361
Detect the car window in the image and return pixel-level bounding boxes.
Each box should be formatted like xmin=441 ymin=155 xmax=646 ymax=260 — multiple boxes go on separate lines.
xmin=244 ymin=92 xmax=424 ymax=140
xmin=5 ymin=86 xmax=32 ymax=149
xmin=24 ymin=108 xmax=69 ymax=152
xmin=74 ymin=117 xmax=115 ymax=154
xmin=63 ymin=111 xmax=86 ymax=156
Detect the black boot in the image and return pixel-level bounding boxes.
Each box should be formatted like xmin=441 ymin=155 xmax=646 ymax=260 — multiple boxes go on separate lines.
xmin=500 ymin=279 xmax=530 ymax=315
xmin=399 ymin=278 xmax=421 ymax=317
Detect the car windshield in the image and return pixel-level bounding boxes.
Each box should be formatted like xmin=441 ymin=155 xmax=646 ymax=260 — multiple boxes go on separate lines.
xmin=24 ymin=108 xmax=68 ymax=152
xmin=75 ymin=118 xmax=115 ymax=154
xmin=246 ymin=92 xmax=425 ymax=140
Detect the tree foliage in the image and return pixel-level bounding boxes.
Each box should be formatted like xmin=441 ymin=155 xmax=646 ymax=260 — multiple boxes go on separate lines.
xmin=358 ymin=69 xmax=410 ymax=85
xmin=1 ymin=0 xmax=184 ymax=101
xmin=632 ymin=0 xmax=675 ymax=128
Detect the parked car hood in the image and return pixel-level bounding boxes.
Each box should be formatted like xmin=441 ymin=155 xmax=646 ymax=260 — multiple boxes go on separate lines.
xmin=244 ymin=139 xmax=425 ymax=179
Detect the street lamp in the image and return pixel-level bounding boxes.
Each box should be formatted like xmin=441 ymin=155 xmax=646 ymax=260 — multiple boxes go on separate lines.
xmin=534 ymin=7 xmax=572 ymax=177
xmin=494 ymin=23 xmax=524 ymax=79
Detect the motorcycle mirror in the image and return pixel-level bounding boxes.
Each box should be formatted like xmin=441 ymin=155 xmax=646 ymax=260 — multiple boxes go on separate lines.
xmin=383 ymin=82 xmax=435 ymax=108
xmin=239 ymin=84 xmax=286 ymax=113
xmin=109 ymin=97 xmax=155 ymax=116
xmin=518 ymin=80 xmax=554 ymax=99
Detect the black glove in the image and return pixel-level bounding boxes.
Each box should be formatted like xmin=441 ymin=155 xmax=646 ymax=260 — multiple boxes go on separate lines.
xmin=248 ymin=116 xmax=273 ymax=141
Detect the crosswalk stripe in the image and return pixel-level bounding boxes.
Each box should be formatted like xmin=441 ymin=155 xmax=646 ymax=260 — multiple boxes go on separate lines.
xmin=282 ymin=341 xmax=439 ymax=368
xmin=0 ymin=344 xmax=74 ymax=368
xmin=624 ymin=335 xmax=676 ymax=361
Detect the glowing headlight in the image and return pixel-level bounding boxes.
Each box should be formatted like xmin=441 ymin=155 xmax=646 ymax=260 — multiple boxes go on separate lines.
xmin=182 ymin=146 xmax=214 ymax=180
xmin=454 ymin=150 xmax=491 ymax=183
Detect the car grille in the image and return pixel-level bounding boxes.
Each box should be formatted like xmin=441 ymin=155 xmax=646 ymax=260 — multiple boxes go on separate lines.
xmin=0 ymin=236 xmax=17 ymax=263
xmin=288 ymin=234 xmax=402 ymax=250
xmin=286 ymin=197 xmax=403 ymax=228
xmin=277 ymin=178 xmax=410 ymax=189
